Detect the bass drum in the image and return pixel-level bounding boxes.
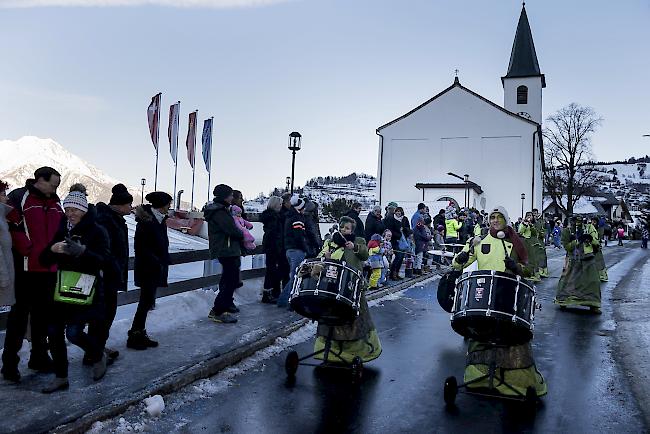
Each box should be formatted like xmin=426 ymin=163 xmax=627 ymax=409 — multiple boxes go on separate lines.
xmin=289 ymin=258 xmax=363 ymax=326
xmin=451 ymin=270 xmax=536 ymax=345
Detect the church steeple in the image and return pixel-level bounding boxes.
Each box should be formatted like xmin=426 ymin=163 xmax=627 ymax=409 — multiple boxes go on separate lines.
xmin=502 ymin=4 xmax=545 ymax=124
xmin=504 ymin=4 xmax=545 ymax=87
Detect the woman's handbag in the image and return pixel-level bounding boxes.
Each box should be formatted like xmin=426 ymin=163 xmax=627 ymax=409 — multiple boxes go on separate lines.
xmin=54 ymin=270 xmax=96 ymax=306
xmin=398 ymin=234 xmax=409 ymax=251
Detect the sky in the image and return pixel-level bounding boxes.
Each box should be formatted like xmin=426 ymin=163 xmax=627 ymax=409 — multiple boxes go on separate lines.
xmin=0 ymin=0 xmax=648 ymax=200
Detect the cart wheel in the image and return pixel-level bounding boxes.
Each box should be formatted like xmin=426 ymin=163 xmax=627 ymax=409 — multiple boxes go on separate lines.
xmin=285 ymin=351 xmax=299 ymax=377
xmin=525 ymin=386 xmax=537 ymax=409
xmin=351 ymin=356 xmax=363 ymax=383
xmin=444 ymin=376 xmax=458 ymax=406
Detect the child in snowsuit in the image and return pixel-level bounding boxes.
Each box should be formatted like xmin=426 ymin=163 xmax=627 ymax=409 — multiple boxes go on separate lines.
xmin=231 ymin=205 xmax=256 ymax=251
xmin=367 ymin=234 xmax=385 ymax=289
xmin=552 ymin=221 xmax=562 ymax=249
xmin=617 ymin=226 xmax=625 ymax=246
xmin=381 ymin=229 xmax=393 ymax=284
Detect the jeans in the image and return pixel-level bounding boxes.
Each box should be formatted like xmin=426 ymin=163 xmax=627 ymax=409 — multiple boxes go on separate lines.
xmin=131 ymin=285 xmax=157 ymax=331
xmin=277 ymin=249 xmax=306 ymax=306
xmin=2 ymin=272 xmax=55 ymax=369
xmin=212 ymin=256 xmax=242 ymax=314
xmin=414 ymin=252 xmax=424 ymax=270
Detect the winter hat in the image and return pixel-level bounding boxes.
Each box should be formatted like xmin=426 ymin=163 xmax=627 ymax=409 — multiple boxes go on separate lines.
xmin=213 ymin=184 xmax=233 ymax=203
xmin=290 ymin=194 xmax=306 ymax=211
xmin=231 ymin=205 xmax=243 ymax=216
xmin=145 ymin=191 xmax=173 ymax=209
xmin=109 ymin=183 xmax=134 ymax=205
xmin=371 ymin=233 xmax=382 ymax=242
xmin=387 ymin=201 xmax=398 ymax=208
xmin=489 ymin=205 xmax=510 ymax=226
xmin=62 ymin=191 xmax=88 ymax=212
xmin=437 ymin=225 xmax=444 ymax=231
xmin=69 ymin=183 xmax=88 ymax=196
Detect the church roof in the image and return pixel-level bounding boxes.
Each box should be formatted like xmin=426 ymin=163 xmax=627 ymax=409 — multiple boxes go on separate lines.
xmin=377 ymin=77 xmax=539 ymax=131
xmin=503 ymin=5 xmax=546 ymax=87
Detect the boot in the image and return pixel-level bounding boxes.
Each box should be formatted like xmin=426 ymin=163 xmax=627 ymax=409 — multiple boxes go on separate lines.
xmin=261 ymin=291 xmax=278 ymax=304
xmin=92 ymin=354 xmax=107 ymax=381
xmin=1 ymin=365 xmax=20 ymax=383
xmin=105 ymin=347 xmax=120 ymax=365
xmin=127 ymin=329 xmax=158 ymax=350
xmin=42 ymin=377 xmax=69 ymax=394
xmin=28 ymin=355 xmax=54 ymax=373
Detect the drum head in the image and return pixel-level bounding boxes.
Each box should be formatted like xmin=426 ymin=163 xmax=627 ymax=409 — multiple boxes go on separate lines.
xmin=290 ymin=296 xmax=356 ymax=326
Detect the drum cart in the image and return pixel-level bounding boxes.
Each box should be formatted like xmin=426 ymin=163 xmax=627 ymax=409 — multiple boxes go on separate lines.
xmin=443 ymin=342 xmax=538 ymax=409
xmin=284 ymin=324 xmax=364 ymax=383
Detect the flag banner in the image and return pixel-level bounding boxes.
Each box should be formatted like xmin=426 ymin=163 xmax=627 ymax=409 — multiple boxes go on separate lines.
xmin=186 ymin=111 xmax=197 ymax=168
xmin=201 ymin=118 xmax=213 ymax=172
xmin=168 ymin=102 xmax=180 ymax=163
xmin=147 ymin=93 xmax=161 ymax=151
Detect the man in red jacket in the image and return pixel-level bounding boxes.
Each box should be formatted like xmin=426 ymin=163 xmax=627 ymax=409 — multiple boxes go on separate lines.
xmin=1 ymin=167 xmax=64 ymax=382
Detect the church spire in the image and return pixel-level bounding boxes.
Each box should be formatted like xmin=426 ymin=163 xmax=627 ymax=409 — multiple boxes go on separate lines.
xmin=504 ymin=4 xmax=544 ymax=86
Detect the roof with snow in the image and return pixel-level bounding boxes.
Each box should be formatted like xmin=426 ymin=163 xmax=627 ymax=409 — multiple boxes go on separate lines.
xmin=503 ymin=5 xmax=546 ymax=87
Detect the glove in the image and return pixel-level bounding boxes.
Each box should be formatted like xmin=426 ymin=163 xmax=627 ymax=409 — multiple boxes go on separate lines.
xmin=580 ymin=233 xmax=593 ymax=243
xmin=63 ymin=237 xmax=86 ymax=257
xmin=504 ymin=256 xmax=519 ymax=273
xmin=569 ymin=234 xmax=577 ymax=242
xmin=455 ymin=251 xmax=469 ymax=264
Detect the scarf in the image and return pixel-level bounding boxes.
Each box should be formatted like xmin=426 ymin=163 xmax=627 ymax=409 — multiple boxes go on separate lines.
xmin=489 ymin=225 xmax=528 ymax=264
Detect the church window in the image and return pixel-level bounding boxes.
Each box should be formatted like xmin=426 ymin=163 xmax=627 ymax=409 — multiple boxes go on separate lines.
xmin=517 ymin=85 xmax=528 ymax=104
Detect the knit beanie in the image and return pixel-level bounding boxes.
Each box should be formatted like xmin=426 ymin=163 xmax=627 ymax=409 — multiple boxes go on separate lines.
xmin=387 ymin=201 xmax=398 ymax=208
xmin=370 ymin=233 xmax=382 ymax=242
xmin=213 ymin=184 xmax=233 ymax=203
xmin=489 ymin=205 xmax=510 ymax=226
xmin=62 ymin=191 xmax=88 ymax=212
xmin=109 ymin=183 xmax=134 ymax=205
xmin=290 ymin=194 xmax=306 ymax=211
xmin=145 ymin=191 xmax=173 ymax=209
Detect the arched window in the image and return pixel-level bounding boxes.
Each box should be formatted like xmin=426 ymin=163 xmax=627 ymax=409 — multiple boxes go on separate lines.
xmin=517 ymin=85 xmax=528 ymax=104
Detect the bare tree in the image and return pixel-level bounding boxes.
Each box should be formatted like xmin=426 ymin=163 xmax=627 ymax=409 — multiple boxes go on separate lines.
xmin=543 ymin=103 xmax=603 ymax=216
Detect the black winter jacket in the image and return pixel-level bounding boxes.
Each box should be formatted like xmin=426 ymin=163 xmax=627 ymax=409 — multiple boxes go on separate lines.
xmin=95 ymin=202 xmax=129 ymax=292
xmin=204 ymin=201 xmax=243 ymax=258
xmin=283 ymin=208 xmax=308 ymax=252
xmin=383 ymin=215 xmax=411 ymax=249
xmin=364 ymin=213 xmax=385 ymax=242
xmin=260 ymin=209 xmax=283 ymax=255
xmin=133 ymin=205 xmax=170 ymax=288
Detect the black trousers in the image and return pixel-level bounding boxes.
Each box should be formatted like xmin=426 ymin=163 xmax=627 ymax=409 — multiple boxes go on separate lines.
xmin=131 ymin=285 xmax=157 ymax=331
xmin=390 ymin=251 xmax=405 ymax=276
xmin=2 ymin=272 xmax=55 ymax=369
xmin=88 ymin=286 xmax=118 ymax=349
xmin=212 ymin=256 xmax=241 ymax=314
xmin=49 ymin=317 xmax=103 ymax=378
xmin=263 ymin=250 xmax=284 ymax=297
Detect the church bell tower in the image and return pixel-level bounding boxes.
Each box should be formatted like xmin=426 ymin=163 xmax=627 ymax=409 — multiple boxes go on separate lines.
xmin=502 ymin=4 xmax=545 ymax=125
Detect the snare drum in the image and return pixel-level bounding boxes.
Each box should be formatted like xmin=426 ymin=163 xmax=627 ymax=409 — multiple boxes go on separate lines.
xmin=451 ymin=270 xmax=536 ymax=345
xmin=289 ymin=258 xmax=364 ymax=325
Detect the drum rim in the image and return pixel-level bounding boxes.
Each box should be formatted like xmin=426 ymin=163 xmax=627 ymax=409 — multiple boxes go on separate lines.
xmin=299 ymin=258 xmax=364 ymax=278
xmin=456 ymin=270 xmax=535 ymax=291
xmin=451 ymin=308 xmax=533 ymax=329
xmin=291 ymin=289 xmax=358 ymax=307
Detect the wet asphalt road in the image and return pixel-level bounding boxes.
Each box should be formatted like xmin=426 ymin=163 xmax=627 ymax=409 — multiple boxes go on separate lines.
xmin=118 ymin=244 xmax=647 ymax=433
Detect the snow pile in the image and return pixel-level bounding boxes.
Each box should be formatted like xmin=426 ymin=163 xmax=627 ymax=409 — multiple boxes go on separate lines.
xmin=143 ymin=395 xmax=165 ymax=417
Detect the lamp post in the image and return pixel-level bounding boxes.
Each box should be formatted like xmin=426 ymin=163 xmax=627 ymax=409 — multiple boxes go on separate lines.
xmin=521 ymin=193 xmax=526 ymax=219
xmin=140 ymin=178 xmax=146 ymax=205
xmin=176 ymin=189 xmax=184 ymax=210
xmin=286 ymin=176 xmax=291 ymax=193
xmin=288 ymin=132 xmax=302 ymax=194
xmin=447 ymin=172 xmax=469 ymax=209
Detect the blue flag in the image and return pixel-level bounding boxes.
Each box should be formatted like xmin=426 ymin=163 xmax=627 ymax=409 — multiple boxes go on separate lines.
xmin=201 ymin=118 xmax=213 ymax=172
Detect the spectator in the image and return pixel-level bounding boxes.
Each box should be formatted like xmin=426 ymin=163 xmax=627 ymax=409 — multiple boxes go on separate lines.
xmin=231 ymin=205 xmax=256 ymax=252
xmin=276 ymin=196 xmax=309 ymax=308
xmin=232 ymin=190 xmax=246 ymax=218
xmin=411 ymin=203 xmax=427 ymax=229
xmin=617 ymin=225 xmax=625 ymax=246
xmin=128 ymin=191 xmax=172 ymax=349
xmin=642 ymin=225 xmax=649 ymax=249
xmin=92 ymin=183 xmax=133 ymax=365
xmin=40 ymin=189 xmax=111 ymax=392
xmin=0 ymin=180 xmax=15 ymax=308
xmin=552 ymin=220 xmax=562 ymax=249
xmin=367 ymin=234 xmax=384 ymax=289
xmin=303 ymin=200 xmax=322 ymax=258
xmin=345 ymin=202 xmax=365 ymax=239
xmin=260 ymin=196 xmax=283 ymax=304
xmin=413 ymin=215 xmax=432 ymax=275
xmin=364 ymin=205 xmax=385 ymax=242
xmin=445 ymin=213 xmax=463 ymax=244
xmin=205 ymin=184 xmax=244 ymax=323
xmin=384 ymin=205 xmax=411 ymax=280
xmin=2 ymin=167 xmax=64 ymax=383
xmin=278 ymin=193 xmax=292 ymax=289
xmin=433 ymin=209 xmax=446 ymax=238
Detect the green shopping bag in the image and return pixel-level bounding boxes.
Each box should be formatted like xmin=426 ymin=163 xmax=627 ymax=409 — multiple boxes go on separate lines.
xmin=54 ymin=270 xmax=96 ymax=306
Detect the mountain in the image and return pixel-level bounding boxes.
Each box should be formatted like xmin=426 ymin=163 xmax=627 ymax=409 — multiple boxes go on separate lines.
xmin=0 ymin=136 xmax=141 ymax=204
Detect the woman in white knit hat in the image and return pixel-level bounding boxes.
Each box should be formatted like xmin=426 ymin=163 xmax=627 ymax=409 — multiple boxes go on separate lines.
xmin=40 ymin=187 xmax=111 ymax=393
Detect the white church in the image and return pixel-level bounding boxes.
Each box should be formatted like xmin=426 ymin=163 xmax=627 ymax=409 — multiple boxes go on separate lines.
xmin=376 ymin=4 xmax=545 ymax=220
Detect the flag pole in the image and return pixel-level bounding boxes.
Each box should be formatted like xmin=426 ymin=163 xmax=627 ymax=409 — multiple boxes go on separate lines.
xmin=172 ymin=101 xmax=180 ymax=209
xmin=190 ymin=110 xmax=197 ymax=211
xmin=154 ymin=93 xmax=161 ymax=190
xmin=207 ymin=116 xmax=214 ymax=205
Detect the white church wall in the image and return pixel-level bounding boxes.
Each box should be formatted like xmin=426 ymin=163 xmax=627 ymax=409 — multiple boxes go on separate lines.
xmin=378 ymin=85 xmax=540 ymax=220
xmin=503 ymin=76 xmax=543 ymax=124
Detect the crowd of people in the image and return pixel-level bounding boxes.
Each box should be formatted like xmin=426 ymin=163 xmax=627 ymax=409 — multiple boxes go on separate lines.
xmin=0 ymin=166 xmax=648 ymax=395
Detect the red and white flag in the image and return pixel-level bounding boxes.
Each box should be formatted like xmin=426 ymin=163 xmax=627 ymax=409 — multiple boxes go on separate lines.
xmin=147 ymin=93 xmax=161 ymax=151
xmin=186 ymin=111 xmax=197 ymax=168
xmin=168 ymin=101 xmax=180 ymax=163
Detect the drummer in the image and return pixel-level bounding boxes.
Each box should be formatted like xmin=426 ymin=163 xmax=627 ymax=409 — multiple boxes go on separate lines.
xmin=532 ymin=209 xmax=549 ymax=278
xmin=555 ymin=216 xmax=602 ymax=313
xmin=588 ymin=216 xmax=608 ymax=282
xmin=517 ymin=212 xmax=541 ymax=282
xmin=312 ymin=216 xmax=382 ymax=364
xmin=451 ymin=206 xmax=547 ymax=398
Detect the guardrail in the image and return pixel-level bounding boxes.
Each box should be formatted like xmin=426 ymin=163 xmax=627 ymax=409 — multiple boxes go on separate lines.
xmin=0 ymin=246 xmax=266 ymax=330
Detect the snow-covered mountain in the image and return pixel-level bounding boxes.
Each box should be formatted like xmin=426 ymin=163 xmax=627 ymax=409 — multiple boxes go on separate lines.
xmin=0 ymin=136 xmax=141 ymax=203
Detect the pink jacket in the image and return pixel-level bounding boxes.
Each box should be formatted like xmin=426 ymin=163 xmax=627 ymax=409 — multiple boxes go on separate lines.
xmin=231 ymin=205 xmax=256 ymax=251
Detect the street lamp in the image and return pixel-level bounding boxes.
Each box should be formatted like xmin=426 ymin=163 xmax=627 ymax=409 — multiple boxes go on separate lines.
xmin=288 ymin=132 xmax=302 ymax=194
xmin=521 ymin=193 xmax=526 ymax=219
xmin=176 ymin=189 xmax=184 ymax=210
xmin=447 ymin=172 xmax=469 ymax=209
xmin=286 ymin=176 xmax=291 ymax=193
xmin=140 ymin=178 xmax=146 ymax=205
